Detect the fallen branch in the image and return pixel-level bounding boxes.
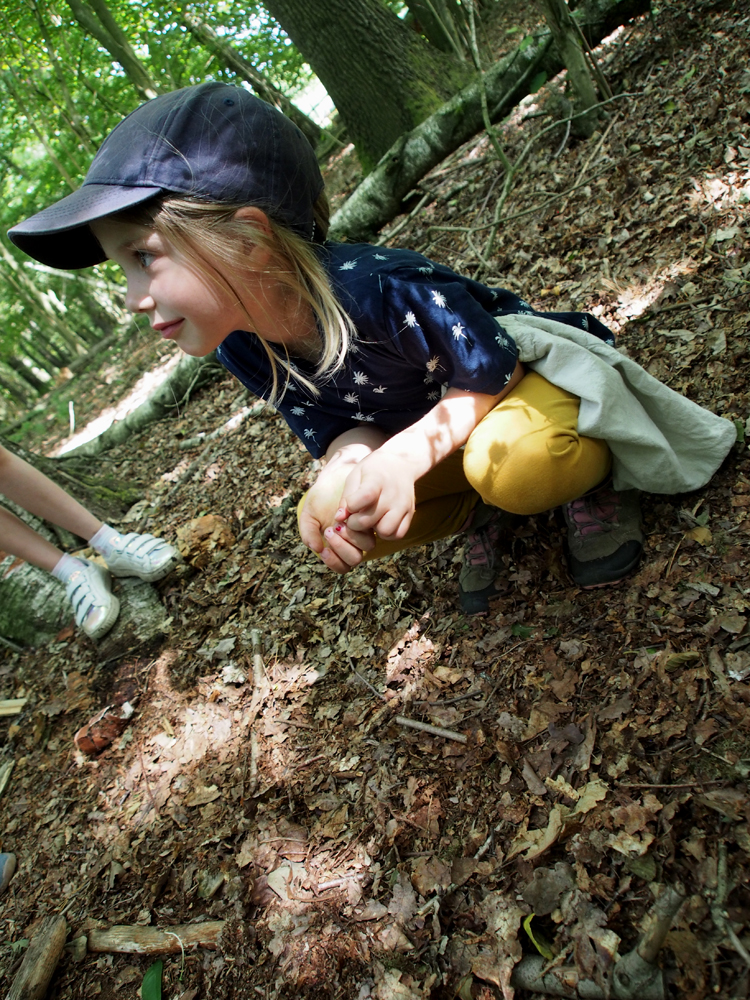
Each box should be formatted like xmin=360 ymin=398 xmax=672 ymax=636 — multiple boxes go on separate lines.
xmin=394 ymin=715 xmax=467 ymax=744
xmin=329 ymin=0 xmax=650 ymax=242
xmin=86 ymin=921 xmax=224 ymax=955
xmin=6 ymin=914 xmax=67 ymax=1000
xmin=64 ymin=353 xmax=224 ymax=459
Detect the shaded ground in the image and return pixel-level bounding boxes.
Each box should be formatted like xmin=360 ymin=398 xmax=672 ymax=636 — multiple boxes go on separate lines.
xmin=1 ymin=1 xmax=750 ymax=997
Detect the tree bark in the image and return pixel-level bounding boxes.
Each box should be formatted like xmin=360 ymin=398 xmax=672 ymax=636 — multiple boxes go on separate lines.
xmin=180 ymin=13 xmax=322 ymax=149
xmin=540 ymin=0 xmax=600 ymax=137
xmin=329 ymin=0 xmax=650 ymax=242
xmin=264 ymin=0 xmax=471 ymax=171
xmin=403 ymin=0 xmax=469 ymax=59
xmin=63 ymin=0 xmax=161 ymax=101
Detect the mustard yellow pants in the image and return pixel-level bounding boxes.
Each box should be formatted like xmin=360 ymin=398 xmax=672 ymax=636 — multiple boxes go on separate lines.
xmin=302 ymin=371 xmax=612 ymax=561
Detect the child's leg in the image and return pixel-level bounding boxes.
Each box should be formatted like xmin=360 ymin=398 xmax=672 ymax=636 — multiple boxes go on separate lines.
xmin=0 ymin=446 xmax=102 ymax=540
xmin=0 ymin=446 xmax=178 ymax=583
xmin=462 ymin=371 xmax=611 ymax=513
xmin=0 ymin=504 xmax=64 ymax=572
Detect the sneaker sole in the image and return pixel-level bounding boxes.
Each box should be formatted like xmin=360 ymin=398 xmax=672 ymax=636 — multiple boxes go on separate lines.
xmin=568 ymin=540 xmax=643 ymax=589
xmin=108 ymin=554 xmax=179 ymax=583
xmin=459 ymin=581 xmax=503 ymax=615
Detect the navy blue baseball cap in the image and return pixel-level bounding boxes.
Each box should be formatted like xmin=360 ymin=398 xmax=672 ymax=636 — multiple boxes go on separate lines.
xmin=8 ymin=82 xmax=324 ymax=269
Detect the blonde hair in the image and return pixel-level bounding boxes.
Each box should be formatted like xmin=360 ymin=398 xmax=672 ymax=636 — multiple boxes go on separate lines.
xmin=116 ymin=192 xmax=354 ymax=403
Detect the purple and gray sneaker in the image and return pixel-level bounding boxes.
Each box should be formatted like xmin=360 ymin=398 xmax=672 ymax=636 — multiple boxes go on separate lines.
xmin=563 ymin=484 xmax=643 ymax=588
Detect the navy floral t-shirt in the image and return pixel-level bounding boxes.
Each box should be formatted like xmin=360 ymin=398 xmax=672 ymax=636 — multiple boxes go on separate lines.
xmin=216 ymin=241 xmax=615 ymax=459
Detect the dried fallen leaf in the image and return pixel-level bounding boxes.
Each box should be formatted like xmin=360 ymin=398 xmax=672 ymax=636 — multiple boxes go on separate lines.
xmin=74 ymin=702 xmax=135 ymax=755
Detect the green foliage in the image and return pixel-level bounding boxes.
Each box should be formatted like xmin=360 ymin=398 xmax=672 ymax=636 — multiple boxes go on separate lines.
xmin=141 ymin=959 xmax=163 ymax=1000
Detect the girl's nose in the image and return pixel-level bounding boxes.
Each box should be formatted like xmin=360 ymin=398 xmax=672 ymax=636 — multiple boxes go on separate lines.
xmin=125 ymin=282 xmax=155 ymax=314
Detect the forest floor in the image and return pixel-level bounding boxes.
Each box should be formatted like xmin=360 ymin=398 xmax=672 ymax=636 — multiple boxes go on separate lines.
xmin=1 ymin=0 xmax=750 ymax=997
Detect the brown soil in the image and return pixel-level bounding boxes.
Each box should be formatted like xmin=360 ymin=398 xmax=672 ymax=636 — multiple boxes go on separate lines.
xmin=1 ymin=1 xmax=749 ymax=997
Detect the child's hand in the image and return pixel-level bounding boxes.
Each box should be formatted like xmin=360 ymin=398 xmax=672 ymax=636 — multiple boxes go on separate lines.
xmin=298 ymin=463 xmax=376 ymax=573
xmin=338 ymin=454 xmax=417 ymax=539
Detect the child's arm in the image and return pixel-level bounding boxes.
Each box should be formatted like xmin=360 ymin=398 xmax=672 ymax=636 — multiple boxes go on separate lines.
xmin=319 ymin=361 xmax=525 ymax=572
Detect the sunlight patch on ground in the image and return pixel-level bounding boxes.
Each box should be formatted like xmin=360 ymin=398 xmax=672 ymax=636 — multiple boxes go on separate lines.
xmin=689 ymin=166 xmax=750 ymax=211
xmin=596 ymin=257 xmax=700 ymax=326
xmin=51 ymin=353 xmax=182 ymax=456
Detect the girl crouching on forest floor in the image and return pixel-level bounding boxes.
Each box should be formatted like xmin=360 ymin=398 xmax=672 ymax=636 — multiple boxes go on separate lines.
xmin=9 ymin=83 xmax=736 ymax=614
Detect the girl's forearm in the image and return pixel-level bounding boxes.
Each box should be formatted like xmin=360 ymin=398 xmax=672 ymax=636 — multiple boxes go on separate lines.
xmin=375 ymin=361 xmax=525 ymax=480
xmin=323 ymin=426 xmax=389 ymax=470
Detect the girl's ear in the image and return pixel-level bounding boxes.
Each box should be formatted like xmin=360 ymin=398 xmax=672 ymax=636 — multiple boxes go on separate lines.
xmin=233 ymin=206 xmax=271 ymax=231
xmin=233 ymin=207 xmax=272 ymax=267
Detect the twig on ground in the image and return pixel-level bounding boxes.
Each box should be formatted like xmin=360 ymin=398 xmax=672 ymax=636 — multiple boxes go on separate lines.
xmin=0 ymin=698 xmax=27 ymax=716
xmin=712 ymin=841 xmax=750 ymax=970
xmin=394 ymin=715 xmax=468 ymax=743
xmin=251 ymin=493 xmax=297 ymax=549
xmin=0 ymin=760 xmax=15 ymax=800
xmin=87 ymin=922 xmax=224 ymax=954
xmin=250 ymin=628 xmax=266 ymax=687
xmin=351 ymin=666 xmax=388 ymax=702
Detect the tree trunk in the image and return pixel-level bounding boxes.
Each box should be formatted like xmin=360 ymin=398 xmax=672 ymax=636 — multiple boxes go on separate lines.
xmin=180 ymin=13 xmax=322 ymax=149
xmin=403 ymin=0 xmax=469 ymax=59
xmin=540 ymin=0 xmax=600 ymax=137
xmin=5 ymin=358 xmax=47 ymax=393
xmin=264 ymin=0 xmax=471 ymax=171
xmin=64 ymin=0 xmax=161 ymax=101
xmin=329 ymin=0 xmax=650 ymax=241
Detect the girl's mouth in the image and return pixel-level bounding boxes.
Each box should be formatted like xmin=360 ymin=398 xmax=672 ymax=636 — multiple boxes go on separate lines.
xmin=154 ymin=320 xmax=184 ymax=339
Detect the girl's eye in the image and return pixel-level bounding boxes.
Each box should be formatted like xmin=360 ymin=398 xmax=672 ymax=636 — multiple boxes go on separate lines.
xmin=135 ymin=249 xmax=156 ymax=268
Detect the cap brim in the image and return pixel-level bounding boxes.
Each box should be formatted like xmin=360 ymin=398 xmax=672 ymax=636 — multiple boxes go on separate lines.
xmin=8 ymin=183 xmax=164 ymax=269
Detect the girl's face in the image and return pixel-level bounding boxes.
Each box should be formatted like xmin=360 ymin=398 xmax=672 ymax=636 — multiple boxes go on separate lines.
xmin=90 ymin=218 xmax=252 ymax=356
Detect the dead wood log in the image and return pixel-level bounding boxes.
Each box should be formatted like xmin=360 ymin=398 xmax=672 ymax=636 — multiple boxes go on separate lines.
xmin=5 ymin=914 xmax=67 ymax=1000
xmin=87 ymin=921 xmax=224 ymax=954
xmin=328 ymin=0 xmax=650 ymax=242
xmin=63 ymin=352 xmax=225 ymax=459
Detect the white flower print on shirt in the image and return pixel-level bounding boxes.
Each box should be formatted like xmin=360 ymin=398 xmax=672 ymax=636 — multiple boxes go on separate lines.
xmin=344 ymin=392 xmax=359 ymax=404
xmin=373 ymin=253 xmax=388 ymax=260
xmin=339 ymin=260 xmax=357 ymax=271
xmin=426 ymin=355 xmax=443 ymax=373
xmin=353 ymin=371 xmax=370 ymax=385
xmin=452 ymin=322 xmax=467 ymax=340
xmin=373 ymin=386 xmax=387 ymax=393
xmin=424 ymin=374 xmax=434 ymax=384
xmin=418 ymin=265 xmax=434 ymax=275
xmin=495 ymin=329 xmax=514 ymax=351
xmin=431 ymin=290 xmax=447 ymax=308
xmin=404 ymin=311 xmax=419 ymax=329
xmin=291 ymin=406 xmax=306 ymax=416
xmin=427 ymin=390 xmax=441 ymax=401
xmin=354 ymin=412 xmax=375 ymax=422
xmin=304 ymin=428 xmax=317 ymax=440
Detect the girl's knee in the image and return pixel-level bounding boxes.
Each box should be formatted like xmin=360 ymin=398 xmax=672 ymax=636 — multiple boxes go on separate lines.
xmin=463 ymin=430 xmax=609 ymax=515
